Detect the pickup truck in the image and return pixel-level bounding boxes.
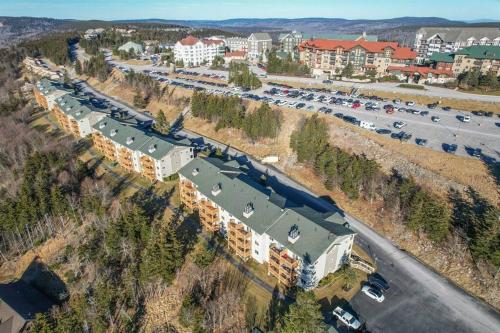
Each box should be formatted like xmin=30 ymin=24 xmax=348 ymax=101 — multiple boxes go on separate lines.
xmin=333 ymin=306 xmax=361 ymax=330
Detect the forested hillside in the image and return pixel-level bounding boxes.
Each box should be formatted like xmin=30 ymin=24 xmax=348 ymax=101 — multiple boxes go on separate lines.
xmin=291 ymin=115 xmax=499 ymax=265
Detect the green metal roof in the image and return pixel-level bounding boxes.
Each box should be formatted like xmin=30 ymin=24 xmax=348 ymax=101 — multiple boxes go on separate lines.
xmin=178 ymin=157 xmax=355 ymax=262
xmin=455 ymin=45 xmax=500 ymax=60
xmin=429 ymin=52 xmax=454 ymax=63
xmin=93 ymin=116 xmax=188 ymax=160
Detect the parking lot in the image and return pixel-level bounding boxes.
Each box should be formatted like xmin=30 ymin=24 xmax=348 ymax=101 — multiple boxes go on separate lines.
xmin=115 ymin=63 xmax=500 ymax=161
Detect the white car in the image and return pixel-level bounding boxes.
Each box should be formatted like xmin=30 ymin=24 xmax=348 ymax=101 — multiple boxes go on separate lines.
xmin=461 ymin=115 xmax=471 ymax=122
xmin=406 ymin=101 xmax=415 ymax=106
xmin=333 ymin=307 xmax=361 ymax=330
xmin=288 ymin=101 xmax=298 ymax=107
xmin=361 ymin=284 xmax=385 ymax=302
xmin=359 ymin=121 xmax=376 ymax=131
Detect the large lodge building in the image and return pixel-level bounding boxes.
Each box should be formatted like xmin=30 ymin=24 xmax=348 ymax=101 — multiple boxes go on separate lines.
xmin=179 ymin=157 xmax=356 ymax=289
xmin=34 ymin=78 xmax=193 ymax=182
xmin=299 ymin=38 xmax=417 ymax=77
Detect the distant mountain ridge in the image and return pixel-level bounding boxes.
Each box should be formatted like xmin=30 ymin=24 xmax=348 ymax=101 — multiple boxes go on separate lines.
xmin=1 ymin=16 xmax=499 ymax=48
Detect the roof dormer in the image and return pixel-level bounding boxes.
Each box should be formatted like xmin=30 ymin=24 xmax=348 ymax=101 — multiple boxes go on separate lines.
xmin=192 ymin=167 xmax=199 ymax=176
xmin=148 ymin=144 xmax=157 ymax=153
xmin=126 ymin=136 xmax=134 ymax=145
xmin=99 ymin=122 xmax=107 ymax=129
xmin=110 ymin=128 xmax=118 ymax=137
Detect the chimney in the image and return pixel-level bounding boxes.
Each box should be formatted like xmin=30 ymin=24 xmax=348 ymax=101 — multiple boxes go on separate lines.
xmin=192 ymin=167 xmax=199 ymax=176
xmin=288 ymin=224 xmax=300 ymax=243
xmin=243 ymin=202 xmax=254 ymax=218
xmin=211 ymin=183 xmax=222 ymax=196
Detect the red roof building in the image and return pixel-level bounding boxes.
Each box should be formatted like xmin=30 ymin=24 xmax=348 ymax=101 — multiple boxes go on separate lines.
xmin=299 ymin=38 xmax=417 ymax=77
xmin=386 ymin=65 xmax=454 ymax=84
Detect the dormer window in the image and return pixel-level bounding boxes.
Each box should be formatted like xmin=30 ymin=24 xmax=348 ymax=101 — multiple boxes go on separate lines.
xmin=211 ymin=183 xmax=221 ymax=196
xmin=99 ymin=122 xmax=107 ymax=129
xmin=288 ymin=224 xmax=300 ymax=244
xmin=192 ymin=168 xmax=199 ymax=176
xmin=61 ymin=102 xmax=66 ymax=106
xmin=148 ymin=144 xmax=157 ymax=153
xmin=75 ymin=111 xmax=81 ymax=116
xmin=110 ymin=129 xmax=118 ymax=137
xmin=126 ymin=136 xmax=134 ymax=145
xmin=243 ymin=202 xmax=254 ymax=218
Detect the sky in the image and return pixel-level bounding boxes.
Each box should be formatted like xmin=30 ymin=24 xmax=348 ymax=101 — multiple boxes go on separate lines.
xmin=1 ymin=0 xmax=499 ymax=21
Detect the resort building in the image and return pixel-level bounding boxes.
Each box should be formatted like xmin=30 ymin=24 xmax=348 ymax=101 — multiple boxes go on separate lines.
xmin=414 ymin=27 xmax=500 ymax=63
xmin=174 ymin=35 xmax=225 ymax=66
xmin=299 ymin=38 xmax=416 ymax=77
xmin=225 ymin=37 xmax=248 ymax=52
xmin=178 ymin=157 xmax=356 ymax=289
xmin=247 ymin=33 xmax=272 ymax=63
xmin=92 ymin=117 xmax=194 ymax=182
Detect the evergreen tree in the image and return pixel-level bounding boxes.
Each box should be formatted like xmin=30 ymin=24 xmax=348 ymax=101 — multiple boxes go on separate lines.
xmin=154 ymin=109 xmax=170 ymax=134
xmin=74 ymin=60 xmax=82 ymax=75
xmin=281 ymin=291 xmax=327 ymax=333
xmin=341 ymin=62 xmax=354 ymax=78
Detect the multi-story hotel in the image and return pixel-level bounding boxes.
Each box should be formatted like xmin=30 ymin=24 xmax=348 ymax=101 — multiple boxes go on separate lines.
xmin=247 ymin=33 xmax=272 ymax=63
xmin=414 ymin=27 xmax=500 ymax=63
xmin=178 ymin=157 xmax=356 ymax=289
xmin=92 ymin=117 xmax=194 ymax=182
xmin=225 ymin=37 xmax=248 ymax=52
xmin=299 ymin=39 xmax=416 ymax=77
xmin=174 ymin=35 xmax=225 ymax=67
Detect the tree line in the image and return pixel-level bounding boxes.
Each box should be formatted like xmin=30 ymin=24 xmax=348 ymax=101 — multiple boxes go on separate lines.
xmin=228 ymin=62 xmax=262 ymax=89
xmin=457 ymin=70 xmax=499 ymax=91
xmin=191 ymin=91 xmax=282 ymax=141
xmin=290 ymin=114 xmax=499 ymax=258
xmin=21 ymin=32 xmax=78 ymax=66
xmin=77 ymin=52 xmax=111 ymax=82
xmin=124 ymin=70 xmax=164 ymax=108
xmin=267 ymin=50 xmax=309 ymax=76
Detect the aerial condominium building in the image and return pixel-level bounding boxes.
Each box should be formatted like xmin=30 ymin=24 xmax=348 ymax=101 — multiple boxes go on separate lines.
xmin=299 ymin=39 xmax=416 ymax=77
xmin=92 ymin=117 xmax=194 ymax=182
xmin=178 ymin=157 xmax=356 ymax=289
xmin=247 ymin=33 xmax=272 ymax=63
xmin=33 ymin=78 xmax=71 ymax=111
xmin=414 ymin=27 xmax=500 ymax=63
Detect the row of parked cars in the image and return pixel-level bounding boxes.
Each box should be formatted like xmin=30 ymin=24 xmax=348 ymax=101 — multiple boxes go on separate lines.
xmin=174 ymin=69 xmax=227 ymax=81
xmin=175 ymin=76 xmax=228 ymax=88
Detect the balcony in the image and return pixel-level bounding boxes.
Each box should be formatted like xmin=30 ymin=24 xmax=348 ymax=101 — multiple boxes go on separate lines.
xmin=179 ymin=180 xmax=197 ymax=210
xmin=199 ymin=200 xmax=220 ymax=232
xmin=228 ymin=220 xmax=251 ymax=261
xmin=268 ymin=245 xmax=298 ymax=287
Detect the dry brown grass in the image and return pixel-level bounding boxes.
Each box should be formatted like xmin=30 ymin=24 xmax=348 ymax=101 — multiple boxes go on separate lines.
xmin=111 ymin=56 xmax=151 ymax=66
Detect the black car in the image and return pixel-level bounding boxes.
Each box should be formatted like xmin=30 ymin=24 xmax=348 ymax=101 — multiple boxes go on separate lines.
xmin=427 ymin=103 xmax=438 ymax=109
xmin=334 ymin=113 xmax=344 ymax=119
xmin=484 ymin=111 xmax=493 ymax=117
xmin=376 ymin=128 xmax=392 ymax=135
xmin=296 ymin=103 xmax=306 ymax=109
xmin=368 ymin=273 xmax=390 ymax=291
xmin=343 ymin=115 xmax=358 ymax=124
xmin=443 ymin=143 xmax=458 ymax=154
xmin=472 ymin=111 xmax=484 ymax=116
xmin=416 ymin=138 xmax=428 ymax=146
xmin=420 ymin=111 xmax=429 ymax=116
xmin=442 ymin=106 xmax=451 ymax=111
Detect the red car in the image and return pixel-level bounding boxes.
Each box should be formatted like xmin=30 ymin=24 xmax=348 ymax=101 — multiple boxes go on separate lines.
xmin=352 ymin=102 xmax=361 ymax=108
xmin=386 ymin=107 xmax=394 ymax=114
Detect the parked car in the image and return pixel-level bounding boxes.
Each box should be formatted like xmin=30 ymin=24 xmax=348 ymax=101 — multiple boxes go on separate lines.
xmin=406 ymin=101 xmax=415 ymax=106
xmin=443 ymin=143 xmax=458 ymax=154
xmin=431 ymin=116 xmax=441 ymax=122
xmin=442 ymin=106 xmax=452 ymax=111
xmin=472 ymin=148 xmax=482 ymax=158
xmin=416 ymin=138 xmax=428 ymax=146
xmin=332 ymin=307 xmax=362 ymax=330
xmin=428 ymin=103 xmax=438 ymax=109
xmin=472 ymin=111 xmax=484 ymax=116
xmin=361 ymin=284 xmax=385 ymax=302
xmin=334 ymin=113 xmax=344 ymax=119
xmin=376 ymin=128 xmax=392 ymax=135
xmin=460 ymin=115 xmax=471 ymax=122
xmin=359 ymin=121 xmax=376 ymax=131
xmin=393 ymin=121 xmax=407 ymax=129
xmin=368 ymin=273 xmax=390 ymax=291
xmin=484 ymin=111 xmax=493 ymax=117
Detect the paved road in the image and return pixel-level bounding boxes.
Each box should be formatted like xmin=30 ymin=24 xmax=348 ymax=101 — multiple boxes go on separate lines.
xmin=64 ymin=53 xmax=500 ymax=332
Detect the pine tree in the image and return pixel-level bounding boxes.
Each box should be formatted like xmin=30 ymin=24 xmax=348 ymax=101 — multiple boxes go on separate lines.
xmin=74 ymin=59 xmax=82 ymax=75
xmin=281 ymin=291 xmax=327 ymax=333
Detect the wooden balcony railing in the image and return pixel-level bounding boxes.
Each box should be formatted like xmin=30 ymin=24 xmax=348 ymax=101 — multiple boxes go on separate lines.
xmin=228 ymin=220 xmax=251 ymax=260
xmin=268 ymin=245 xmax=298 ymax=287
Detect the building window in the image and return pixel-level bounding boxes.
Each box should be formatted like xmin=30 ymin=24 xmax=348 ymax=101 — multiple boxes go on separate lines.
xmin=255 ymin=240 xmax=259 ymax=246
xmin=254 ymin=250 xmax=259 ymax=255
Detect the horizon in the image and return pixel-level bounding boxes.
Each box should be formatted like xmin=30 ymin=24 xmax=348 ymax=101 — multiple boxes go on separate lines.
xmin=1 ymin=0 xmax=500 ymax=21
